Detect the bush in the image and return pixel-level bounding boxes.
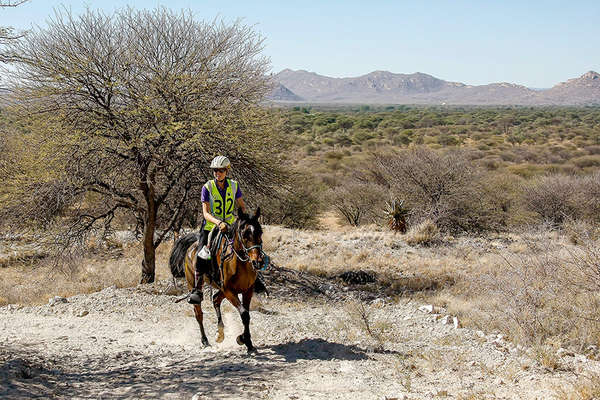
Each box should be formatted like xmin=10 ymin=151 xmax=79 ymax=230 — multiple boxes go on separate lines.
xmin=375 ymin=147 xmax=506 ymax=233
xmin=327 ymin=181 xmax=386 ymax=226
xmin=404 ymin=219 xmax=440 ymax=246
xmin=572 ymin=155 xmax=600 ymax=169
xmin=523 ymin=174 xmax=587 ymax=227
xmin=474 ymin=232 xmax=600 ymax=350
xmin=260 ymin=175 xmax=322 ymax=229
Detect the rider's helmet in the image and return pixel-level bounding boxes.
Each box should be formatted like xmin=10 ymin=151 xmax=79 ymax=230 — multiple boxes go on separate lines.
xmin=210 ymin=155 xmax=231 ymax=169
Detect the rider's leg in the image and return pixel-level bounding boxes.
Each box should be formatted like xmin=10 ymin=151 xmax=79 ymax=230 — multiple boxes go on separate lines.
xmin=188 ymin=230 xmax=210 ymax=305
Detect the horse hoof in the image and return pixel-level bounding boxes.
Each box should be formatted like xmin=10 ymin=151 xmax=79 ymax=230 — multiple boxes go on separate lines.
xmin=247 ymin=346 xmax=257 ymax=354
xmin=201 ymin=339 xmax=210 ymax=348
xmin=236 ymin=335 xmax=244 ymax=345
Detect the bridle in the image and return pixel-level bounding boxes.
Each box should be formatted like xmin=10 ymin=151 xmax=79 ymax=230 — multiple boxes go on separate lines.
xmin=227 ymin=221 xmax=270 ymax=270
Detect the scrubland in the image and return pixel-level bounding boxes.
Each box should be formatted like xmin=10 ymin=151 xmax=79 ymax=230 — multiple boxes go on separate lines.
xmin=2 ymin=106 xmax=600 ymax=398
xmin=3 ymin=218 xmax=600 ymax=398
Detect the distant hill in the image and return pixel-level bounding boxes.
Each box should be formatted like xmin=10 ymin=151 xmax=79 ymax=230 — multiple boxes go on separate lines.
xmin=538 ymin=71 xmax=600 ymax=105
xmin=273 ymin=69 xmax=600 ymax=105
xmin=268 ymin=82 xmax=304 ymax=101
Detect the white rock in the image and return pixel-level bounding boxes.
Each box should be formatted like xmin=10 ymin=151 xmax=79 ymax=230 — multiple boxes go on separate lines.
xmin=476 ymin=330 xmax=485 ymax=338
xmin=440 ymin=315 xmax=452 ymax=325
xmin=49 ymin=296 xmax=68 ymax=306
xmin=418 ymin=304 xmax=435 ymax=313
xmin=557 ymin=348 xmax=574 ymax=357
xmin=77 ymin=310 xmax=89 ymax=317
xmin=371 ymin=298 xmax=384 ymax=306
xmin=452 ymin=316 xmax=460 ymax=329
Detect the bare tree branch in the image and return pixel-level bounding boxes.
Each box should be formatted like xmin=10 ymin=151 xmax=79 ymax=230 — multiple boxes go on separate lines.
xmin=4 ymin=7 xmax=284 ymax=283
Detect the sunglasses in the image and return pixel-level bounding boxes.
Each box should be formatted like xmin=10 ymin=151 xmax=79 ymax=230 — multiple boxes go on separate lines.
xmin=213 ymin=168 xmax=227 ymax=173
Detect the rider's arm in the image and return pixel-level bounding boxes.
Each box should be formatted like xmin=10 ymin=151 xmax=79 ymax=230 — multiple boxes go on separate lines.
xmin=202 ymin=201 xmax=227 ymax=229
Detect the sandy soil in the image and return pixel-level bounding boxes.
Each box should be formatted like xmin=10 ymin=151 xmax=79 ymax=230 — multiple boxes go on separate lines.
xmin=1 ymin=266 xmax=596 ymax=400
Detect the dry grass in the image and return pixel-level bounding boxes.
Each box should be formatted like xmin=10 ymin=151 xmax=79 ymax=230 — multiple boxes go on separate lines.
xmin=0 ymin=248 xmax=47 ymax=268
xmin=4 ymin=217 xmax=600 ymax=361
xmin=404 ymin=219 xmax=440 ymax=246
xmin=265 ymin=218 xmax=600 ymax=354
xmin=0 ymin=238 xmax=174 ymax=306
xmin=554 ymin=373 xmax=600 ymax=400
xmin=264 ymin=222 xmax=457 ymax=297
xmin=430 ymin=225 xmax=600 ymax=353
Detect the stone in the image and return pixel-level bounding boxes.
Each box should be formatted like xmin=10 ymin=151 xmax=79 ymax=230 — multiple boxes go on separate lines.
xmin=452 ymin=316 xmax=460 ymax=329
xmin=418 ymin=304 xmax=435 ymax=313
xmin=49 ymin=296 xmax=68 ymax=306
xmin=557 ymin=348 xmax=575 ymax=357
xmin=77 ymin=310 xmax=89 ymax=317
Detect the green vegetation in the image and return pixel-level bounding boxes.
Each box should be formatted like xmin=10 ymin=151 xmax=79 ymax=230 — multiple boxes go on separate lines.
xmin=276 ymin=105 xmax=600 ymax=232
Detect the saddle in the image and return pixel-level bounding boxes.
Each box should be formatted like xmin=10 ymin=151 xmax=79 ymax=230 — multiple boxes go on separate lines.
xmin=207 ymin=227 xmax=223 ymax=256
xmin=197 ymin=226 xmax=269 ymax=295
xmin=197 ymin=227 xmax=229 ymax=287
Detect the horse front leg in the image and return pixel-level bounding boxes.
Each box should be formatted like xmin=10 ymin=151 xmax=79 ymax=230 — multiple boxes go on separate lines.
xmin=222 ymin=289 xmax=255 ymax=353
xmin=240 ymin=288 xmax=255 ymax=352
xmin=213 ymin=290 xmax=225 ymax=343
xmin=193 ymin=304 xmax=210 ymax=347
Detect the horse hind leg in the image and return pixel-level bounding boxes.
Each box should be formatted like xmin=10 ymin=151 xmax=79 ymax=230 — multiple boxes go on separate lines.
xmin=213 ymin=290 xmax=225 ymax=343
xmin=193 ymin=304 xmax=210 ymax=347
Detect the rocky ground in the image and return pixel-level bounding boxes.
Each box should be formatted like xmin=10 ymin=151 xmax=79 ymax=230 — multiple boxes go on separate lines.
xmin=1 ymin=264 xmax=597 ymax=400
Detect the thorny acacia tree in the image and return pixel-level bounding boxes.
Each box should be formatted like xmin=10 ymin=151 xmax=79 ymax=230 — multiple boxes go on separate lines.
xmin=5 ymin=8 xmax=280 ymax=283
xmin=0 ymin=0 xmax=28 ymax=62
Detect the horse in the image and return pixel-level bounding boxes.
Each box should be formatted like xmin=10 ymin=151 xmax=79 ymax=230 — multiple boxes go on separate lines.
xmin=169 ymin=207 xmax=265 ymax=353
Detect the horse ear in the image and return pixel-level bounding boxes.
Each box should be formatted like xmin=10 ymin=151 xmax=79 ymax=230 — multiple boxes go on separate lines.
xmin=238 ymin=207 xmax=248 ymax=220
xmin=254 ymin=207 xmax=261 ymax=220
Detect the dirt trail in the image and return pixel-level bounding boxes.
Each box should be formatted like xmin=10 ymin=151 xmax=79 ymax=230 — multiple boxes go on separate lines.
xmin=0 ymin=270 xmax=594 ymax=399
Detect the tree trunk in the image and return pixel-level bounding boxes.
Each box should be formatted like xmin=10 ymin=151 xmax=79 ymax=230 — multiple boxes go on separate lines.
xmin=140 ymin=193 xmax=158 ymax=284
xmin=140 ymin=220 xmax=156 ymax=283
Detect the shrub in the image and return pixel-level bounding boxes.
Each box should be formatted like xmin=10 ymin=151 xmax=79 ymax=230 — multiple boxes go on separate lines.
xmin=523 ymin=174 xmax=585 ymax=227
xmin=327 ymin=181 xmax=386 ymax=226
xmin=474 ymin=233 xmax=600 ymax=350
xmin=581 ymin=171 xmax=600 ymax=224
xmin=260 ymin=175 xmax=322 ymax=229
xmin=375 ymin=147 xmax=506 ymax=233
xmin=572 ymin=155 xmax=600 ymax=169
xmin=404 ymin=219 xmax=440 ymax=246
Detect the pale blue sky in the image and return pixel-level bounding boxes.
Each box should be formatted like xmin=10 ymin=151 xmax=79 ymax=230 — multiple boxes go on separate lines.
xmin=2 ymin=0 xmax=598 ymax=88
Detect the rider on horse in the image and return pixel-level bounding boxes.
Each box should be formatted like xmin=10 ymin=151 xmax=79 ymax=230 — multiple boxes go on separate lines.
xmin=188 ymin=155 xmax=246 ymax=305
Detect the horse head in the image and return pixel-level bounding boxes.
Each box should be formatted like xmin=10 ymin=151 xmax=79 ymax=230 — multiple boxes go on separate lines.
xmin=236 ymin=207 xmax=264 ymax=270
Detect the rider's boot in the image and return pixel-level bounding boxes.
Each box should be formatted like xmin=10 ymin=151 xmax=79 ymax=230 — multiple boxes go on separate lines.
xmin=188 ymin=260 xmax=205 ymax=304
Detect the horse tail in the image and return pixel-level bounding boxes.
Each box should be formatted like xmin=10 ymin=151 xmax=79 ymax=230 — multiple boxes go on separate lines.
xmin=169 ymin=232 xmax=200 ymax=278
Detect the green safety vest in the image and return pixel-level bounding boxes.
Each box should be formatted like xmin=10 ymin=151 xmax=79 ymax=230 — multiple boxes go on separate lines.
xmin=203 ymin=178 xmax=238 ymax=231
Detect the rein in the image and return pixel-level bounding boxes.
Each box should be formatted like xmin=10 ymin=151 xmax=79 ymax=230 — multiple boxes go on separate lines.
xmin=220 ymin=222 xmax=270 ymax=271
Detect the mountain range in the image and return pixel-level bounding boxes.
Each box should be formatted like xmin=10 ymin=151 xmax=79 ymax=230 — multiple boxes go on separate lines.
xmin=270 ymin=69 xmax=600 ymax=105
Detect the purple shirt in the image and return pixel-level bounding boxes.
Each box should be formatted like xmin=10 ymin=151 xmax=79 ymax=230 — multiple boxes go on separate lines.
xmin=201 ymin=179 xmax=242 ymax=203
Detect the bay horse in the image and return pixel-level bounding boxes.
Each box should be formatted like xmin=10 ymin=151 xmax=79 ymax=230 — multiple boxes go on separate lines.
xmin=169 ymin=208 xmax=265 ymax=353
